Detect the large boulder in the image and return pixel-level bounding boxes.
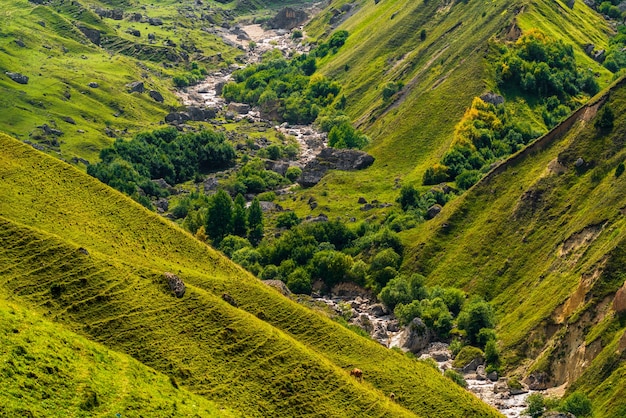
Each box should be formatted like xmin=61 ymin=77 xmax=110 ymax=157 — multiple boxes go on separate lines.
xmin=400 ymin=318 xmax=433 ymax=353
xmin=298 ymin=148 xmax=375 ymax=187
xmin=227 ymin=102 xmax=251 ymax=114
xmin=77 ymin=26 xmax=101 ymax=45
xmin=127 ymin=81 xmax=145 ymax=93
xmin=165 ymin=272 xmax=185 ymax=298
xmin=263 ymin=279 xmax=291 ymax=296
xmin=267 ymin=7 xmax=308 ymax=30
xmin=149 ymin=90 xmax=164 ymax=103
xmin=165 ymin=107 xmax=216 ymax=124
xmin=6 ymin=72 xmax=29 ymax=84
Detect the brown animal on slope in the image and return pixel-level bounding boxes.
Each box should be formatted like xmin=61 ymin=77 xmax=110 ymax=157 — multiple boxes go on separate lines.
xmin=350 ymin=368 xmax=363 ymax=382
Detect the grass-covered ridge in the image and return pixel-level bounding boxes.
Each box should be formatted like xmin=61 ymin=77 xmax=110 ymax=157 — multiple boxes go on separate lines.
xmin=0 ymin=132 xmax=501 ymax=417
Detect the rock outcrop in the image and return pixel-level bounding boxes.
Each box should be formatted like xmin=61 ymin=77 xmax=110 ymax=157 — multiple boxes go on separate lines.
xmin=165 ymin=272 xmax=185 ymax=298
xmin=267 ymin=7 xmax=308 ymax=30
xmin=298 ymin=148 xmax=375 ymax=187
xmin=263 ymin=280 xmax=291 ymax=296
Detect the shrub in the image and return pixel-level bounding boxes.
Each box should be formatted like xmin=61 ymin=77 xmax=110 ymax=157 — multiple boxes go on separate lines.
xmin=276 ymin=211 xmax=301 ymax=229
xmin=525 ymin=393 xmax=545 ymax=418
xmin=452 ymin=346 xmax=484 ymax=368
xmin=595 ymin=105 xmax=615 ymax=131
xmin=378 ymin=274 xmax=428 ymax=310
xmin=310 ymin=250 xmax=353 ymax=288
xmin=286 ymin=267 xmax=312 ymax=294
xmin=423 ymin=164 xmax=449 ymax=185
xmin=285 ymin=166 xmax=302 ymax=182
xmin=394 ymin=300 xmax=423 ymax=326
xmin=444 ymin=369 xmax=467 ymax=388
xmin=560 ymin=392 xmax=592 ymax=417
xmin=218 ymin=235 xmax=251 ymax=258
xmin=616 ymin=162 xmax=625 ymax=178
xmin=456 ymin=169 xmax=482 ymax=190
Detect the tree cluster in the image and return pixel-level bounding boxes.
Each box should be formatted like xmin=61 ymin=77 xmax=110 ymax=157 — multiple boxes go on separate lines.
xmin=88 ymin=127 xmax=235 ymax=208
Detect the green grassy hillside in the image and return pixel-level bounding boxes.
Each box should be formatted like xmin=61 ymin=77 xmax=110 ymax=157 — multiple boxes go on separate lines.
xmin=0 ymin=132 xmax=500 ymax=417
xmin=0 ymin=0 xmax=238 ymax=163
xmin=0 ymin=300 xmax=238 ymax=417
xmin=402 ymin=77 xmax=626 ymax=416
xmin=278 ymin=0 xmax=612 ymax=220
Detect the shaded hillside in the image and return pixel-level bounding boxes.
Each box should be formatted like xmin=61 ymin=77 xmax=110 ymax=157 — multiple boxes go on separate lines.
xmin=0 ymin=300 xmax=238 ymax=417
xmin=280 ymin=0 xmax=612 ymax=220
xmin=0 ymin=132 xmax=500 ymax=417
xmin=402 ymin=78 xmax=626 ymax=416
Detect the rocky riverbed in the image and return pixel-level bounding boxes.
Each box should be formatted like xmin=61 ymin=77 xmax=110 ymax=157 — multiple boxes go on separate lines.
xmin=315 ymin=295 xmax=535 ymax=417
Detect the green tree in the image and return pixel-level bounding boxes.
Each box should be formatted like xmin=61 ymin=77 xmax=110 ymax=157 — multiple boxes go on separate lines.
xmin=206 ymin=190 xmax=233 ymax=244
xmin=247 ymin=197 xmax=264 ymax=245
xmin=310 ymin=250 xmax=353 ymax=288
xmin=287 ymin=267 xmax=312 ymax=294
xmin=457 ymin=297 xmax=495 ymax=346
xmin=397 ymin=184 xmax=419 ymax=211
xmin=231 ymin=194 xmax=248 ymax=237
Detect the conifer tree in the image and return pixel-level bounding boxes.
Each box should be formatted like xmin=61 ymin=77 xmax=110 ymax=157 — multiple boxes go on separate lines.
xmin=231 ymin=193 xmax=248 ymax=237
xmin=247 ymin=197 xmax=264 ymax=245
xmin=206 ymin=190 xmax=232 ymax=244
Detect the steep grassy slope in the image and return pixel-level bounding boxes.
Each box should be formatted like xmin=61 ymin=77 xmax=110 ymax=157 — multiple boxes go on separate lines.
xmin=280 ymin=0 xmax=612 ymax=219
xmin=402 ymin=78 xmax=626 ymax=416
xmin=0 ymin=132 xmax=500 ymax=417
xmin=0 ymin=300 xmax=238 ymax=417
xmin=0 ymin=0 xmax=238 ymax=163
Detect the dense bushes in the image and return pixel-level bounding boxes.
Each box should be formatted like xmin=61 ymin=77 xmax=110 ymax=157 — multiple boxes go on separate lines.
xmin=88 ymin=127 xmax=235 ymax=206
xmin=603 ymin=25 xmax=626 ymax=72
xmin=423 ymin=30 xmax=599 ymax=189
xmin=173 ymin=62 xmax=208 ymax=87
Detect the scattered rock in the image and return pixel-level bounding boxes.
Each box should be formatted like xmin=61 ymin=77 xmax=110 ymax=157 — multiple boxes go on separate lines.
xmin=155 ymin=197 xmax=169 ymax=213
xmin=493 ymin=378 xmax=509 ymax=394
xmin=222 ymin=293 xmax=238 ymax=307
xmin=426 ymin=204 xmax=442 ymax=219
xmin=227 ymin=102 xmax=251 ymax=114
xmin=165 ymin=272 xmax=186 ymax=298
xmin=88 ymin=82 xmax=99 ymax=88
xmin=127 ymin=81 xmax=145 ymax=93
xmin=127 ymin=28 xmax=141 ymax=37
xmin=368 ymin=304 xmax=387 ymax=317
xmin=487 ymin=370 xmax=498 ymax=382
xmin=259 ymin=201 xmax=283 ymax=212
xmin=574 ymin=157 xmax=585 ymax=167
xmin=78 ymin=247 xmax=89 ymax=256
xmin=476 ymin=365 xmax=487 ymax=380
xmin=38 ymin=124 xmax=63 ymax=136
xmin=430 ymin=350 xmax=450 ymax=362
xmin=149 ymin=90 xmax=164 ymax=103
xmin=62 ymin=116 xmax=76 ymax=125
xmin=267 ymin=161 xmax=289 ymax=176
xmin=480 ymin=92 xmax=505 ymax=106
xmin=263 ymin=279 xmax=291 ymax=296
xmin=203 ymin=177 xmax=218 ymax=193
xmin=299 ymin=148 xmax=375 ymax=187
xmin=77 ymin=25 xmax=101 ymax=45
xmin=462 ymin=357 xmax=483 ymax=373
xmin=165 ymin=107 xmax=216 ymax=124
xmin=148 ymin=17 xmax=163 ymax=26
xmin=358 ymin=197 xmax=367 ymax=204
xmin=14 ymin=39 xmax=26 ymax=48
xmin=5 ymin=72 xmax=29 ymax=85
xmin=304 ymin=213 xmax=329 ymax=223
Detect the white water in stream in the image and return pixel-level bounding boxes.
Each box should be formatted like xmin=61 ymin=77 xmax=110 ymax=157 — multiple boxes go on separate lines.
xmin=315 ymin=295 xmax=535 ymax=417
